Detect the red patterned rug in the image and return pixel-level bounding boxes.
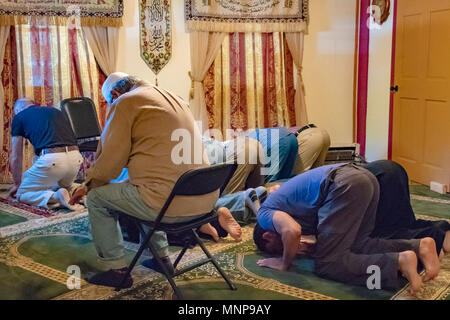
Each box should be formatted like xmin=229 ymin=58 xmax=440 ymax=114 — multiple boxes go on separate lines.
xmin=0 ymin=197 xmax=69 ymax=218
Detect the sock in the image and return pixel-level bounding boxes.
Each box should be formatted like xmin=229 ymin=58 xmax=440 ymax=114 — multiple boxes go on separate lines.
xmin=244 ymin=189 xmax=261 ymax=215
xmin=254 ymin=186 xmax=268 ymax=204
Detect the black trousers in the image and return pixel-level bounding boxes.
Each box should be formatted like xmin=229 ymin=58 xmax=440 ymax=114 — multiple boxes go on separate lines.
xmin=313 ymin=164 xmax=420 ymax=289
xmin=362 ymin=160 xmax=450 ymax=254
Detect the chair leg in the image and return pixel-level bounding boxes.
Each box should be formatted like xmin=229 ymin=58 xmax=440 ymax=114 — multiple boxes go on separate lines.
xmin=173 ymin=245 xmax=189 ymax=269
xmin=147 ymin=243 xmax=184 ymax=300
xmin=115 ymin=240 xmax=147 ymax=291
xmin=192 ymin=229 xmax=237 ymax=291
xmin=116 ymin=223 xmax=158 ymax=291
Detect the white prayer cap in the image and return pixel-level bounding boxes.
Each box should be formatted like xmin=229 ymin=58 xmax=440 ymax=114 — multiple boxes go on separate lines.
xmin=102 ymin=72 xmax=129 ymax=103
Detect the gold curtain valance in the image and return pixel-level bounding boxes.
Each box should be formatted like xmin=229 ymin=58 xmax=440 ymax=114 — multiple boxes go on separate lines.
xmin=0 ymin=15 xmax=122 ymax=27
xmin=185 ymin=0 xmax=309 ymax=34
xmin=0 ymin=0 xmax=123 ymax=27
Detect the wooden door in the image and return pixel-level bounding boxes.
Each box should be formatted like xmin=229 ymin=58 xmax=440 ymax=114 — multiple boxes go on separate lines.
xmin=393 ymin=0 xmax=450 ymax=188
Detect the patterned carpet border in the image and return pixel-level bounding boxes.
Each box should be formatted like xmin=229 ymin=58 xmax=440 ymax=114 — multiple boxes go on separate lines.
xmin=0 ymin=211 xmax=88 ymax=238
xmin=0 ymin=201 xmax=42 ymax=220
xmin=0 ymin=198 xmax=55 ymax=217
xmin=391 ymin=255 xmax=450 ymax=300
xmin=411 ymin=194 xmax=450 ymax=205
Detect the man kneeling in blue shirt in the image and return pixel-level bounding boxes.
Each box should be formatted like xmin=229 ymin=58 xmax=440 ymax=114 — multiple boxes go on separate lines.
xmin=253 ymin=163 xmax=441 ymax=294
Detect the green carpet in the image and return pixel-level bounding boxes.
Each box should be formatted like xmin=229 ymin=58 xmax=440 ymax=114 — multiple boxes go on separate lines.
xmin=410 ymin=184 xmax=450 ymax=201
xmin=410 ymin=182 xmax=450 ymax=220
xmin=0 ymin=211 xmax=27 ymax=228
xmin=0 ymin=182 xmax=448 ymax=300
xmin=411 ymin=200 xmax=450 ymax=219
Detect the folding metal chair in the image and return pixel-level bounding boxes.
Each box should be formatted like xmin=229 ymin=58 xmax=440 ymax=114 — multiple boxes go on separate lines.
xmin=60 ymin=97 xmax=102 ymax=152
xmin=115 ymin=163 xmax=238 ymax=299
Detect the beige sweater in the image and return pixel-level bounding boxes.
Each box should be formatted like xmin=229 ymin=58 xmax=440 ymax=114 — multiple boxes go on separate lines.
xmin=86 ymin=83 xmax=219 ymax=217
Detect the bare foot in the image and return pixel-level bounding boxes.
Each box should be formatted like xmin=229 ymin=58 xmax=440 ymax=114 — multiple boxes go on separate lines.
xmin=199 ymin=223 xmax=219 ymax=242
xmin=53 ymin=188 xmax=84 ymax=211
xmin=269 ymin=184 xmax=281 ymax=194
xmin=418 ymin=237 xmax=440 ymax=282
xmin=398 ymin=250 xmax=423 ymax=295
xmin=218 ymin=207 xmax=242 ymax=242
xmin=444 ymin=231 xmax=450 ymax=254
xmin=439 ymin=250 xmax=445 ymax=263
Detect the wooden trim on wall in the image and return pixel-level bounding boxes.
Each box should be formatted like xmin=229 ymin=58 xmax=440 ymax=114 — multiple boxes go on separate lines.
xmin=353 ymin=0 xmax=361 ymax=142
xmin=388 ymin=0 xmax=398 ymax=160
xmin=356 ymin=0 xmax=371 ymax=157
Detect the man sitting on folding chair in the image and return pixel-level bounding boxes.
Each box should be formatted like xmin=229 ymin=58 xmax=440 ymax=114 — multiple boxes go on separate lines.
xmin=69 ymin=73 xmax=219 ymax=288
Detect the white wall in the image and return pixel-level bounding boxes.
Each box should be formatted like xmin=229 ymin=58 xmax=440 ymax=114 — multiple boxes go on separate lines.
xmin=117 ymin=0 xmax=191 ymax=101
xmin=303 ymin=0 xmax=357 ymax=145
xmin=117 ymin=0 xmax=357 ymax=144
xmin=365 ymin=2 xmax=395 ymax=161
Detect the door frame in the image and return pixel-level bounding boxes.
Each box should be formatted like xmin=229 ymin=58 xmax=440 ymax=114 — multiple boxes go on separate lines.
xmin=387 ymin=0 xmax=398 ymax=160
xmin=355 ymin=0 xmax=371 ymax=158
xmin=355 ymin=0 xmax=398 ymax=159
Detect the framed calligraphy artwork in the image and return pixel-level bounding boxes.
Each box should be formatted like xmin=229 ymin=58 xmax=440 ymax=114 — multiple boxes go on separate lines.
xmin=0 ymin=0 xmax=123 ymax=27
xmin=140 ymin=0 xmax=172 ymax=77
xmin=185 ymin=0 xmax=309 ymax=33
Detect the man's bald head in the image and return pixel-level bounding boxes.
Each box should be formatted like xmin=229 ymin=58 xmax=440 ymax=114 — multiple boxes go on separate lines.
xmin=14 ymin=98 xmax=35 ymax=115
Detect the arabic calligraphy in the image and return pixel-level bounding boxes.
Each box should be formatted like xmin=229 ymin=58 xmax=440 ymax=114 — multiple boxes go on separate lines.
xmin=140 ymin=0 xmax=172 ymax=75
xmin=215 ymin=0 xmax=280 ymax=14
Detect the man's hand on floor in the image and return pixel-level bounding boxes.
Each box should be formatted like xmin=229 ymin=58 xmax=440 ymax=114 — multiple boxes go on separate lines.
xmin=8 ymin=185 xmax=19 ymax=199
xmin=257 ymin=257 xmax=289 ymax=271
xmin=69 ymin=186 xmax=88 ymax=205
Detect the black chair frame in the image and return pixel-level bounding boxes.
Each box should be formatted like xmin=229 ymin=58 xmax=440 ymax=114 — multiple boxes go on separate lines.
xmin=115 ymin=163 xmax=238 ymax=299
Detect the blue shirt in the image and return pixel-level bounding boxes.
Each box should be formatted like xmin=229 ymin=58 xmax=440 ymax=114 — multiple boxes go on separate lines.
xmin=11 ymin=106 xmax=77 ymax=156
xmin=257 ymin=163 xmax=346 ymax=235
xmin=246 ymin=127 xmax=299 ymax=182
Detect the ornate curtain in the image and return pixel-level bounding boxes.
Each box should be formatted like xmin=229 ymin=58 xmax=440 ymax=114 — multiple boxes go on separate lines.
xmin=186 ymin=1 xmax=309 ymax=132
xmin=204 ymin=32 xmax=296 ymax=134
xmin=0 ymin=25 xmax=10 ymax=165
xmin=0 ymin=23 xmax=107 ymax=183
xmin=286 ymin=32 xmax=308 ymax=127
xmin=82 ymin=26 xmax=119 ymax=75
xmin=0 ymin=26 xmax=16 ymax=183
xmin=189 ymin=31 xmax=226 ymax=132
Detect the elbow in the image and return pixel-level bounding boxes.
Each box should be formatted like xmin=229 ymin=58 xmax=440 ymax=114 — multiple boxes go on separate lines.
xmin=285 ymin=225 xmax=302 ymax=239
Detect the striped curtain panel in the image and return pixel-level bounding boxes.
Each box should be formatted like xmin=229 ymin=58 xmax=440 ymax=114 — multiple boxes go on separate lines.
xmin=204 ymin=32 xmax=296 ymax=134
xmin=0 ymin=26 xmax=17 ymax=183
xmin=0 ymin=24 xmax=107 ymax=183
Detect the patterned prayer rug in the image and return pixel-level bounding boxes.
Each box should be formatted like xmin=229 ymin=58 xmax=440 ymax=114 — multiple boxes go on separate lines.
xmin=0 ymin=184 xmax=85 ymax=238
xmin=0 ymin=182 xmax=448 ymax=300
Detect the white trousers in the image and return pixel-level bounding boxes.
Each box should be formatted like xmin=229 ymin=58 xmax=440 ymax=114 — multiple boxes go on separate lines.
xmin=16 ymin=150 xmax=83 ymax=208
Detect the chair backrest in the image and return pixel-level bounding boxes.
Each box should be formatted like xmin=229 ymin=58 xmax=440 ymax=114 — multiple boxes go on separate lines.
xmin=60 ymin=97 xmax=102 ymax=139
xmin=156 ymin=163 xmax=237 ymax=222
